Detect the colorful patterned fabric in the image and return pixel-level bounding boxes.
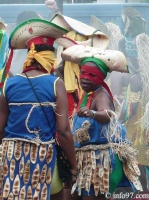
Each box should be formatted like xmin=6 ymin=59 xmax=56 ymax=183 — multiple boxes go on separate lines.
xmin=72 ymin=115 xmax=142 ymax=196
xmin=2 ymin=73 xmax=59 ymax=199
xmin=2 ymin=139 xmax=56 ymax=199
xmin=0 ymin=30 xmax=9 ymax=93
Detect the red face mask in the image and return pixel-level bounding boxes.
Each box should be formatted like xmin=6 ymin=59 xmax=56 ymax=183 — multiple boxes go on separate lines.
xmin=80 ymin=65 xmax=104 ymax=84
xmin=80 ymin=65 xmax=113 ymax=101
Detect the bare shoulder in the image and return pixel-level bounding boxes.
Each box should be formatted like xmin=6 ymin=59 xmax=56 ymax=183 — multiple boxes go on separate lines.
xmin=95 ymin=88 xmax=111 ymax=100
xmin=56 ymin=78 xmax=64 ymax=88
xmin=55 ymin=78 xmax=67 ymax=97
xmin=92 ymin=88 xmax=114 ymax=111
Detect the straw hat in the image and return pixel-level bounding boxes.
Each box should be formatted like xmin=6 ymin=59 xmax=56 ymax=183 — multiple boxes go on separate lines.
xmin=55 ymin=37 xmax=128 ymax=73
xmin=0 ymin=18 xmax=6 ymax=31
xmin=9 ymin=18 xmax=68 ymax=49
xmin=89 ymin=15 xmax=108 ymax=36
xmin=51 ymin=14 xmax=109 ymax=49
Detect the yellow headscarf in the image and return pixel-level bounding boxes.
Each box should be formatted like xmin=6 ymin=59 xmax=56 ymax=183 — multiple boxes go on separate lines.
xmin=64 ymin=31 xmax=88 ymax=95
xmin=23 ymin=42 xmax=56 ymax=74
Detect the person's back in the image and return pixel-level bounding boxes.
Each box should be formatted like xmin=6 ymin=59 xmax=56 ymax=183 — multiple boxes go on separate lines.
xmin=0 ymin=18 xmax=77 ymax=200
xmin=4 ymin=73 xmax=57 ymax=140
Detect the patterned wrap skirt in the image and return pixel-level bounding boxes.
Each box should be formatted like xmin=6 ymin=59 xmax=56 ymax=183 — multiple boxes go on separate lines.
xmin=1 ymin=138 xmax=56 ymax=200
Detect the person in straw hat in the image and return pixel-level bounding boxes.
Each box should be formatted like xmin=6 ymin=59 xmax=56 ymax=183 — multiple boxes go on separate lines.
xmin=55 ymin=36 xmax=143 ymax=200
xmin=50 ymin=13 xmax=109 ymax=200
xmin=0 ymin=18 xmax=77 ymax=199
xmin=51 ymin=14 xmax=109 ymax=127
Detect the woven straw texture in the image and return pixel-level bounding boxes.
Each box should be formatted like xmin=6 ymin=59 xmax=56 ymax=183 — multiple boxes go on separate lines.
xmin=61 ymin=44 xmax=128 ymax=73
xmin=9 ymin=19 xmax=68 ymax=49
xmin=51 ymin=14 xmax=109 ymax=49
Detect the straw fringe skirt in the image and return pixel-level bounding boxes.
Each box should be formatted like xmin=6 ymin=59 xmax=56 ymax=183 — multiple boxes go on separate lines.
xmin=74 ymin=142 xmax=143 ymax=196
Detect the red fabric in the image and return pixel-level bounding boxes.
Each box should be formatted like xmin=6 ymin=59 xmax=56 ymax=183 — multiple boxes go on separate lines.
xmin=0 ymin=48 xmax=14 ymax=89
xmin=80 ymin=65 xmax=113 ymax=101
xmin=22 ymin=66 xmax=47 ymax=73
xmin=86 ymin=92 xmax=94 ymax=109
xmin=22 ymin=65 xmax=54 ymax=75
xmin=0 ymin=82 xmax=3 ymax=88
xmin=76 ymin=92 xmax=85 ymax=112
xmin=80 ymin=65 xmax=104 ymax=84
xmin=27 ymin=36 xmax=55 ymax=48
xmin=6 ymin=48 xmax=14 ymax=76
xmin=67 ymin=93 xmax=77 ymax=118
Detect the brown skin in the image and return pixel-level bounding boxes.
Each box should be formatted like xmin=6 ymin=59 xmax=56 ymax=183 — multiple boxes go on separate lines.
xmin=0 ymin=71 xmax=14 ymax=142
xmin=78 ymin=62 xmax=114 ymax=125
xmin=55 ymin=77 xmax=77 ymax=178
xmin=0 ymin=68 xmax=77 ymax=191
xmin=0 ymin=94 xmax=9 ymax=144
xmin=51 ymin=189 xmax=65 ymax=200
xmin=66 ymin=62 xmax=114 ymax=200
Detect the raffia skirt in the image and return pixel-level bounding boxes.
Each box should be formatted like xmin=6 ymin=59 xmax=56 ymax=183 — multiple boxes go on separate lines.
xmin=74 ymin=142 xmax=143 ymax=197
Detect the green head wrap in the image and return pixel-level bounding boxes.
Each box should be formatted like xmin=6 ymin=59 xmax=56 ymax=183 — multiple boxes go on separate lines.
xmin=80 ymin=57 xmax=109 ymax=78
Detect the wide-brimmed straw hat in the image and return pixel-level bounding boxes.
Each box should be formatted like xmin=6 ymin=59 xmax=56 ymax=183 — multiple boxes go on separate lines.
xmin=0 ymin=18 xmax=6 ymax=31
xmin=55 ymin=37 xmax=128 ymax=73
xmin=51 ymin=14 xmax=109 ymax=49
xmin=9 ymin=18 xmax=68 ymax=49
xmin=89 ymin=15 xmax=108 ymax=36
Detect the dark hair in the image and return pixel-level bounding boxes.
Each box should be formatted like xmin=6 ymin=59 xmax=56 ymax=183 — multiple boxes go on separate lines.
xmin=29 ymin=44 xmax=55 ymax=52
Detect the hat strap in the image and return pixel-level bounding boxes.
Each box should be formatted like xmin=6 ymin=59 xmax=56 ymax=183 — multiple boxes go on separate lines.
xmin=91 ymin=29 xmax=101 ymax=47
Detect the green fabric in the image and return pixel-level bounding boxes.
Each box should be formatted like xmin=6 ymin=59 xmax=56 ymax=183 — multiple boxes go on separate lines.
xmin=80 ymin=57 xmax=109 ymax=78
xmin=109 ymin=154 xmax=125 ymax=194
xmin=0 ymin=30 xmax=4 ymax=47
xmin=80 ymin=93 xmax=88 ymax=108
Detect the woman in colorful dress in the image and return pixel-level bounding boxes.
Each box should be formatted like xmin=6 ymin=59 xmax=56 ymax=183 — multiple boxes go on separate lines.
xmin=0 ymin=19 xmax=77 ymax=200
xmin=55 ymin=37 xmax=143 ymax=200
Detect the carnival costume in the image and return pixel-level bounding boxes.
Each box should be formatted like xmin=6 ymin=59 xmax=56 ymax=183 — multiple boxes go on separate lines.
xmin=0 ymin=18 xmax=68 ymax=199
xmin=52 ymin=14 xmax=109 ymax=121
xmin=55 ymin=37 xmax=143 ymax=197
xmin=72 ymin=90 xmax=141 ymax=196
xmin=2 ymin=74 xmax=58 ymax=199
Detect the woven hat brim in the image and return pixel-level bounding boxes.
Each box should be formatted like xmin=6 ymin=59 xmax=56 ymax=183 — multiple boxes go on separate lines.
xmin=55 ymin=36 xmax=78 ymax=48
xmin=51 ymin=14 xmax=109 ymax=49
xmin=55 ymin=35 xmax=109 ymax=50
xmin=90 ymin=15 xmax=109 ymax=36
xmin=9 ymin=19 xmax=68 ymax=49
xmin=61 ymin=45 xmax=128 ymax=73
xmin=0 ymin=22 xmax=6 ymax=31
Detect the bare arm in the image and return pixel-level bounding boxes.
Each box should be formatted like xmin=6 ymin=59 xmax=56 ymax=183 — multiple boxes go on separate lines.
xmin=93 ymin=91 xmax=114 ymax=124
xmin=0 ymin=93 xmax=9 ymax=143
xmin=55 ymin=79 xmax=77 ymax=172
xmin=77 ymin=91 xmax=114 ymax=125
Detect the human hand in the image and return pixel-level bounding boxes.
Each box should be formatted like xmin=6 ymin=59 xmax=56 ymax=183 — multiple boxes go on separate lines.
xmin=45 ymin=0 xmax=57 ymax=10
xmin=77 ymin=107 xmax=94 ymax=118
